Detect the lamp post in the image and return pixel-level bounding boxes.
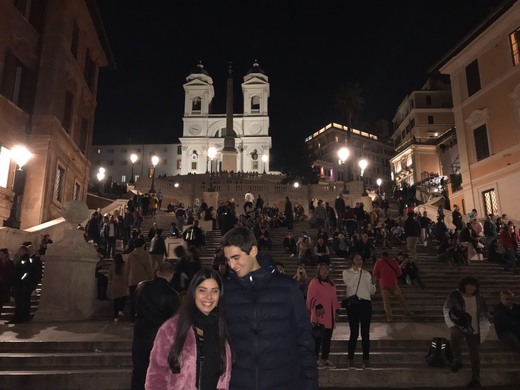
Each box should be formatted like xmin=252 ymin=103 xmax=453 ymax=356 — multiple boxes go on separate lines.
xmin=262 ymin=154 xmax=269 ymax=174
xmin=337 ymin=147 xmax=350 ymax=194
xmin=3 ymin=145 xmax=31 ymax=229
xmin=376 ymin=178 xmax=382 ymax=195
xmin=97 ymin=167 xmax=106 ymax=196
xmin=149 ymin=155 xmax=159 ymax=193
xmin=358 ymin=159 xmax=368 ymax=196
xmin=129 ymin=153 xmax=138 ymax=184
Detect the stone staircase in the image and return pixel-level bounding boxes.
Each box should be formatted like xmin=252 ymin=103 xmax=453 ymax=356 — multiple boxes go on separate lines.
xmin=2 ymin=210 xmax=520 ymax=388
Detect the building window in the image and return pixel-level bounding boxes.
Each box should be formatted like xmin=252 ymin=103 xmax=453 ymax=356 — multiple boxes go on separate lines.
xmin=121 ymin=160 xmax=128 ymax=165
xmin=466 ymin=60 xmax=481 ymax=97
xmin=251 ymin=95 xmax=260 ymax=111
xmin=482 ymin=189 xmax=498 ymax=217
xmin=63 ymin=91 xmax=74 ymax=133
xmin=177 ymin=159 xmax=182 ymax=169
xmin=426 ymin=95 xmax=432 ymax=105
xmin=121 ymin=175 xmax=126 ymax=183
xmin=108 ymin=148 xmax=114 ymax=153
xmin=79 ymin=118 xmax=88 ymax=153
xmin=54 ymin=166 xmax=65 ymax=202
xmin=84 ymin=49 xmax=96 ymax=90
xmin=1 ymin=50 xmax=35 ymax=111
xmin=428 ymin=115 xmax=434 ymax=124
xmin=0 ymin=147 xmax=10 ymax=188
xmin=509 ymin=27 xmax=520 ymax=66
xmin=74 ymin=182 xmax=81 ymax=201
xmin=121 ymin=148 xmax=127 ymax=153
xmin=474 ymin=124 xmax=490 ymax=161
xmin=252 ymin=161 xmax=258 ymax=170
xmin=192 ymin=97 xmax=201 ymax=111
xmin=71 ymin=21 xmax=79 ymax=58
xmin=191 ymin=162 xmax=197 ymax=170
xmin=177 ymin=146 xmax=182 ymax=154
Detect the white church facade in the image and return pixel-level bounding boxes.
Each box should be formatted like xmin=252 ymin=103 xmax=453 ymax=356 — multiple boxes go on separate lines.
xmin=90 ymin=61 xmax=272 ymax=183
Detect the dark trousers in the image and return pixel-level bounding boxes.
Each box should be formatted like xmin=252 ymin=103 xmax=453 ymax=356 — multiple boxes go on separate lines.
xmin=129 ymin=285 xmax=137 ymax=323
xmin=96 ymin=275 xmax=108 ymax=299
xmin=451 ymin=327 xmax=480 ymax=381
xmin=14 ymin=283 xmax=32 ymax=321
xmin=113 ymin=296 xmax=126 ymax=318
xmin=346 ymin=299 xmax=372 ymax=360
xmin=131 ymin=336 xmax=154 ymax=390
xmin=498 ymin=331 xmax=520 ymax=353
xmin=314 ymin=327 xmax=333 ymax=360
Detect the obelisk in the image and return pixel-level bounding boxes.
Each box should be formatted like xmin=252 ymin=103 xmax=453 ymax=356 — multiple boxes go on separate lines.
xmin=221 ymin=62 xmax=238 ymax=172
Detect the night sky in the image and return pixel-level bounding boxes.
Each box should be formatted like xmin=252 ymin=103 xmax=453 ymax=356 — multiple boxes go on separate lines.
xmin=94 ymin=0 xmax=505 ymax=169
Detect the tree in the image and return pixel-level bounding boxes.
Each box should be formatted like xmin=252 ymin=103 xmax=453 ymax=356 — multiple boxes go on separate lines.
xmin=281 ymin=143 xmax=319 ymax=185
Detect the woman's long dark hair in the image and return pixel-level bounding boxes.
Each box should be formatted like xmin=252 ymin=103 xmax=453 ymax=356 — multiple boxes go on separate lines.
xmin=167 ymin=268 xmax=232 ymax=373
xmin=315 ymin=262 xmax=335 ymax=286
xmin=113 ymin=253 xmax=124 ymax=275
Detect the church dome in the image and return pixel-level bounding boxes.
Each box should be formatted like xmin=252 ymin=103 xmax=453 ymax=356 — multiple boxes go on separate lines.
xmin=245 ymin=60 xmax=266 ymax=76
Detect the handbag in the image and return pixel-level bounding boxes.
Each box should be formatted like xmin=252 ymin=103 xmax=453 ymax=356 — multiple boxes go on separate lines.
xmin=311 ymin=322 xmax=324 ymax=338
xmin=342 ymin=269 xmax=362 ymax=308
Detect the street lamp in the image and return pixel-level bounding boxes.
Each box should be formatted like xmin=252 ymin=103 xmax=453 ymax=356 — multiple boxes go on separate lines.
xmin=376 ymin=178 xmax=382 ymax=192
xmin=3 ymin=145 xmax=32 ymax=229
xmin=208 ymin=147 xmax=217 ymax=174
xmin=96 ymin=167 xmax=106 ymax=196
xmin=149 ymin=155 xmax=159 ymax=193
xmin=129 ymin=153 xmax=138 ymax=184
xmin=358 ymin=159 xmax=368 ymax=196
xmin=293 ymin=182 xmax=300 ymax=188
xmin=337 ymin=147 xmax=350 ymax=193
xmin=262 ymin=154 xmax=269 ymax=174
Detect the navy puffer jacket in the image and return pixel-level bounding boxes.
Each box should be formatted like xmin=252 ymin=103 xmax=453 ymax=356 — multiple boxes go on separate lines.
xmin=223 ymin=255 xmax=318 ymax=390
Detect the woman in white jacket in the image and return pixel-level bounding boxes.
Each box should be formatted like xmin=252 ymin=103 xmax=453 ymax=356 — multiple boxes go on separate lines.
xmin=342 ymin=253 xmax=376 ymax=368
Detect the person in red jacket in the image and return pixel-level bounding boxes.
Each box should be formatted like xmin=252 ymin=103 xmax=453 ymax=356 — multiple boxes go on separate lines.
xmin=372 ymin=251 xmax=413 ymax=322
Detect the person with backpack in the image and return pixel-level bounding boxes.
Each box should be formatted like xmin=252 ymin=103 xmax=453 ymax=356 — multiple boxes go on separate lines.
xmin=443 ymin=277 xmax=490 ymax=389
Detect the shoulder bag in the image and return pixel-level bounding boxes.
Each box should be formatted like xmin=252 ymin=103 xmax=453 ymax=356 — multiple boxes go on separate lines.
xmin=342 ymin=269 xmax=362 ymax=308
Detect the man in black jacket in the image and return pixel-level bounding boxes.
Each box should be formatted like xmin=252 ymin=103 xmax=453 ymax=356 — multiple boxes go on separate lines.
xmin=404 ymin=212 xmax=421 ymax=263
xmin=221 ymin=227 xmax=318 ymax=390
xmin=7 ymin=245 xmax=37 ymax=324
xmin=494 ymin=290 xmax=520 ymax=353
xmin=131 ymin=262 xmax=180 ymax=390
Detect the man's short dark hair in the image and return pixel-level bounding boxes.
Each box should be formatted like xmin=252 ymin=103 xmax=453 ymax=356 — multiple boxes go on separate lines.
xmin=157 ymin=261 xmax=175 ymax=276
xmin=134 ymin=238 xmax=145 ymax=248
xmin=221 ymin=227 xmax=257 ymax=255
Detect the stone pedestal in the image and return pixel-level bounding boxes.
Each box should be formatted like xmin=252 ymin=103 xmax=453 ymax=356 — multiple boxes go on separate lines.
xmin=34 ymin=227 xmax=98 ymax=321
xmin=221 ymin=150 xmax=238 ymax=172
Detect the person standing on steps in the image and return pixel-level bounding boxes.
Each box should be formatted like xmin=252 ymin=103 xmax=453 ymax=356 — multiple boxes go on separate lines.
xmin=372 ymin=251 xmax=413 ymax=322
xmin=342 ymin=253 xmax=376 ymax=368
xmin=221 ymin=227 xmax=318 ymax=389
xmin=443 ymin=276 xmax=490 ymax=390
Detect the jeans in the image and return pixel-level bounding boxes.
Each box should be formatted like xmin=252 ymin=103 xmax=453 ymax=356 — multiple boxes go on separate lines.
xmin=406 ymin=236 xmax=418 ymax=261
xmin=450 ymin=327 xmax=480 ymax=382
xmin=314 ymin=327 xmax=333 ymax=360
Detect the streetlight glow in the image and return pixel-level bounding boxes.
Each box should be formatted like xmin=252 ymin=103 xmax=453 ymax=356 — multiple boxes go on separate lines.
xmin=208 ymin=147 xmax=217 ymax=160
xmin=10 ymin=146 xmax=32 ymax=169
xmin=149 ymin=155 xmax=159 ymax=193
xmin=293 ymin=182 xmax=300 ymax=188
xmin=130 ymin=153 xmax=138 ymax=164
xmin=338 ymin=147 xmax=350 ymax=163
xmin=151 ymin=155 xmax=159 ymax=167
xmin=376 ymin=178 xmax=382 ymax=187
xmin=358 ymin=159 xmax=368 ymax=175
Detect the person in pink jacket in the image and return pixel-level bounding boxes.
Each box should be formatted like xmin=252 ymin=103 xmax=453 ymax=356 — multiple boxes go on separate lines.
xmin=145 ymin=268 xmax=232 ymax=389
xmin=306 ymin=262 xmax=340 ymax=369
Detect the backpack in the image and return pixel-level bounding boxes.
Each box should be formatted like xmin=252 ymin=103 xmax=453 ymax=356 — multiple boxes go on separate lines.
xmin=425 ymin=337 xmax=453 ymax=367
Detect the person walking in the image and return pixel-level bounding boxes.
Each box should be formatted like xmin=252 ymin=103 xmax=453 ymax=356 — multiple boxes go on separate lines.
xmin=404 ymin=211 xmax=421 ymax=262
xmin=285 ymin=196 xmax=294 ymax=231
xmin=372 ymin=251 xmax=413 ymax=322
xmin=108 ymin=253 xmax=127 ymax=322
xmin=221 ymin=227 xmax=318 ymax=389
xmin=307 ymin=262 xmax=340 ymax=369
xmin=342 ymin=253 xmax=376 ymax=368
xmin=132 ymin=262 xmax=180 ymax=389
xmin=443 ymin=277 xmax=490 ymax=389
xmin=7 ymin=245 xmax=35 ymax=324
xmin=145 ymin=268 xmax=231 ymax=389
xmin=125 ymin=238 xmax=154 ymax=324
xmin=149 ymin=228 xmax=167 ymax=274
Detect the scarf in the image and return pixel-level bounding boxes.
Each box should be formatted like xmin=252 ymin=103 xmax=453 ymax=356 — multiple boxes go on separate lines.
xmin=194 ymin=308 xmax=221 ymax=389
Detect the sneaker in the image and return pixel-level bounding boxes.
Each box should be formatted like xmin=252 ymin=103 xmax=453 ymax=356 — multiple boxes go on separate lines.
xmin=324 ymin=359 xmax=336 ymax=368
xmin=317 ymin=359 xmax=326 ymax=369
xmin=362 ymin=360 xmax=370 ymax=368
xmin=118 ymin=311 xmax=124 ymax=317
